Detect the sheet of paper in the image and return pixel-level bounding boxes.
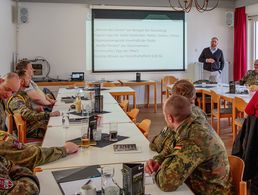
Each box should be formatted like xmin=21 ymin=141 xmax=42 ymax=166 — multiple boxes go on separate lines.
xmin=59 ymin=177 xmax=101 ymax=195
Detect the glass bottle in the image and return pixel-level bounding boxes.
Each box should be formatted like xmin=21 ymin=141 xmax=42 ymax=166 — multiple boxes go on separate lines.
xmin=75 ymin=94 xmax=82 ymax=113
xmin=101 ymin=167 xmax=120 ymax=195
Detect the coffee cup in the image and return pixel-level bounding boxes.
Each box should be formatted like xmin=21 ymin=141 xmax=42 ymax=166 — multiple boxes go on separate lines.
xmin=80 ymin=184 xmax=96 ymax=195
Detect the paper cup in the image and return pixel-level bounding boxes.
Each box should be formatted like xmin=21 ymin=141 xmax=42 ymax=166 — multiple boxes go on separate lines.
xmin=80 ymin=184 xmax=96 ymax=195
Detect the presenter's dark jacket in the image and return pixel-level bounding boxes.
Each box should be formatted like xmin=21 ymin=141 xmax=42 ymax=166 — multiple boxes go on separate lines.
xmin=199 ymin=47 xmax=225 ymax=72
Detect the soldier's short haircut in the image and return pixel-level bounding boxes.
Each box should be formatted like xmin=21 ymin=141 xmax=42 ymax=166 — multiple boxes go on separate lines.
xmin=16 ymin=60 xmax=31 ymax=71
xmin=164 ymin=95 xmax=192 ymax=122
xmin=2 ymin=72 xmax=19 ymax=80
xmin=171 ymin=79 xmax=196 ymax=100
xmin=16 ymin=70 xmax=27 ymax=78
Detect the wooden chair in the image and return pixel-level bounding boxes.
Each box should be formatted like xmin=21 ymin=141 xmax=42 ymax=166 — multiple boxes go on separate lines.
xmin=13 ymin=113 xmax=42 ymax=143
xmin=136 ymin=119 xmax=151 ymax=137
xmin=127 ymin=108 xmax=139 ymax=123
xmin=119 ymin=100 xmax=129 ymax=112
xmin=210 ymin=90 xmax=232 ymax=135
xmin=228 ymin=155 xmax=247 ymax=195
xmin=161 ymin=75 xmax=177 ymax=104
xmin=7 ymin=113 xmax=13 ymax=134
xmin=232 ymin=97 xmax=247 ymax=141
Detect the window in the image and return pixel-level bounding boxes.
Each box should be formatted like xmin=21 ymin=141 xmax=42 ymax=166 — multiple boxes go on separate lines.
xmin=255 ymin=20 xmax=258 ymax=60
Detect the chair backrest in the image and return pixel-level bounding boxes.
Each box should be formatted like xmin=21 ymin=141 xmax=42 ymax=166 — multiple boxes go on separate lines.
xmin=102 ymin=82 xmax=116 ymax=87
xmin=7 ymin=112 xmax=13 ymax=134
xmin=228 ymin=155 xmax=247 ymax=195
xmin=137 ymin=119 xmax=151 ymax=137
xmin=119 ymin=100 xmax=129 ymax=112
xmin=210 ymin=90 xmax=221 ymax=113
xmin=233 ymin=97 xmax=247 ymax=114
xmin=127 ymin=108 xmax=139 ymax=123
xmin=13 ymin=113 xmax=27 ymax=143
xmin=210 ymin=90 xmax=220 ymax=104
xmin=161 ymin=76 xmax=177 ymax=91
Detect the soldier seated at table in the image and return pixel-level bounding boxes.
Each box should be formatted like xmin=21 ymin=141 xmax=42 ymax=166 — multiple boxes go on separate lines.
xmin=0 ymin=130 xmax=79 ymax=170
xmin=7 ymin=70 xmax=60 ymax=139
xmin=145 ymin=95 xmax=233 ymax=194
xmin=16 ymin=59 xmax=56 ymax=108
xmin=0 ymin=155 xmax=40 ymax=195
xmin=150 ymin=79 xmax=208 ymax=153
xmin=0 ymin=72 xmax=79 ymax=170
xmin=0 ymin=73 xmax=21 ymax=131
xmin=239 ymin=59 xmax=258 ymax=86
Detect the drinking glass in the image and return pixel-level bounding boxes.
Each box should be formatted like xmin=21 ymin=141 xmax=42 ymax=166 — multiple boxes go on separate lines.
xmin=109 ymin=122 xmax=118 ymax=142
xmin=62 ymin=112 xmax=70 ymax=142
xmin=81 ymin=118 xmax=90 ymax=148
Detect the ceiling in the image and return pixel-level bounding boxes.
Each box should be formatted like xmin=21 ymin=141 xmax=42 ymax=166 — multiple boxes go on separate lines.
xmin=15 ymin=0 xmax=238 ymax=9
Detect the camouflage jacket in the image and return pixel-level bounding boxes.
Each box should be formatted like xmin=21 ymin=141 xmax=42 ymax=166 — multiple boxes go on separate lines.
xmin=0 ymin=130 xmax=67 ymax=170
xmin=7 ymin=91 xmax=50 ymax=136
xmin=0 ymin=156 xmax=39 ymax=195
xmin=154 ymin=114 xmax=233 ymax=194
xmin=0 ymin=100 xmax=6 ymax=131
xmin=239 ymin=70 xmax=258 ymax=86
xmin=149 ymin=105 xmax=207 ymax=154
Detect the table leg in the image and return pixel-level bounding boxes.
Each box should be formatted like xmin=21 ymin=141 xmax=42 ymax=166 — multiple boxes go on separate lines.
xmin=154 ymin=83 xmax=157 ymax=113
xmin=133 ymin=93 xmax=136 ymax=109
xmin=147 ymin=85 xmax=150 ymax=108
xmin=202 ymin=93 xmax=206 ymax=113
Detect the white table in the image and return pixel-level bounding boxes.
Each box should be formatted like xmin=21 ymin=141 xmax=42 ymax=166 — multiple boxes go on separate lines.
xmin=56 ymin=92 xmax=119 ymax=105
xmin=37 ymin=164 xmax=193 ymax=195
xmin=167 ymin=84 xmax=252 ymax=104
xmin=40 ymin=123 xmax=156 ymax=170
xmin=48 ymin=105 xmax=131 ymax=127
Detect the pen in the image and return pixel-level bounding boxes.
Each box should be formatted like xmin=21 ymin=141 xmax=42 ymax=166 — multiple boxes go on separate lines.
xmin=83 ymin=179 xmax=91 ymax=186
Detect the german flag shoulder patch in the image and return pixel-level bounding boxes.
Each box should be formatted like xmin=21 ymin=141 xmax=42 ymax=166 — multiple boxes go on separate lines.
xmin=174 ymin=145 xmax=183 ymax=150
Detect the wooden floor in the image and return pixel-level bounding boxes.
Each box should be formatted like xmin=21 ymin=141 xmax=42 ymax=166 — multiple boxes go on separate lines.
xmin=137 ymin=104 xmax=234 ymax=154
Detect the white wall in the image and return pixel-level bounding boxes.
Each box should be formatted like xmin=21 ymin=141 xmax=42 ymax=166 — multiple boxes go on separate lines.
xmin=17 ymin=3 xmax=234 ymax=103
xmin=0 ymin=0 xmax=16 ymax=75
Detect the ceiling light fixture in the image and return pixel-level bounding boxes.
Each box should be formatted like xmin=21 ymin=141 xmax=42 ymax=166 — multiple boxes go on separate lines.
xmin=168 ymin=0 xmax=220 ymax=13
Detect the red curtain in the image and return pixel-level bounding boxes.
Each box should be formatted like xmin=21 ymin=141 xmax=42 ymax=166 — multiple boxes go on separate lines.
xmin=234 ymin=7 xmax=247 ymax=81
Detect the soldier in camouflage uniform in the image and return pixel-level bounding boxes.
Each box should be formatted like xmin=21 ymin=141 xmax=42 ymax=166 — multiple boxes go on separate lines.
xmin=7 ymin=71 xmax=60 ymax=138
xmin=239 ymin=60 xmax=258 ymax=86
xmin=0 ymin=72 xmax=79 ymax=171
xmin=150 ymin=79 xmax=208 ymax=152
xmin=145 ymin=95 xmax=233 ymax=194
xmin=0 ymin=130 xmax=78 ymax=170
xmin=0 ymin=73 xmax=21 ymax=131
xmin=0 ymin=155 xmax=39 ymax=194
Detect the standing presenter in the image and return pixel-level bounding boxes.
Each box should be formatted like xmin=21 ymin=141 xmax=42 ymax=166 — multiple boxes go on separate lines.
xmin=199 ymin=37 xmax=224 ymax=83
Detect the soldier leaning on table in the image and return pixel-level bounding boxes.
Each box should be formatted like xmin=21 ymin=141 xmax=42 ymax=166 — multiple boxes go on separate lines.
xmin=239 ymin=60 xmax=258 ymax=86
xmin=150 ymin=79 xmax=208 ymax=152
xmin=145 ymin=95 xmax=234 ymax=194
xmin=0 ymin=156 xmax=40 ymax=195
xmin=7 ymin=70 xmax=60 ymax=139
xmin=0 ymin=74 xmax=21 ymax=131
xmin=0 ymin=130 xmax=79 ymax=170
xmin=0 ymin=72 xmax=79 ymax=171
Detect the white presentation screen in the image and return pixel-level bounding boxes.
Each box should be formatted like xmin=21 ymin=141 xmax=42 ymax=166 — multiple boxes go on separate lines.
xmin=92 ymin=9 xmax=185 ymax=72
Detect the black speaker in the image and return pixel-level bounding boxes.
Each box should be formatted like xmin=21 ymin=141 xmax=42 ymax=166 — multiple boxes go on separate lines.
xmin=136 ymin=72 xmax=141 ymax=82
xmin=20 ymin=7 xmax=29 ymax=24
xmin=229 ymin=81 xmax=236 ymax=94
